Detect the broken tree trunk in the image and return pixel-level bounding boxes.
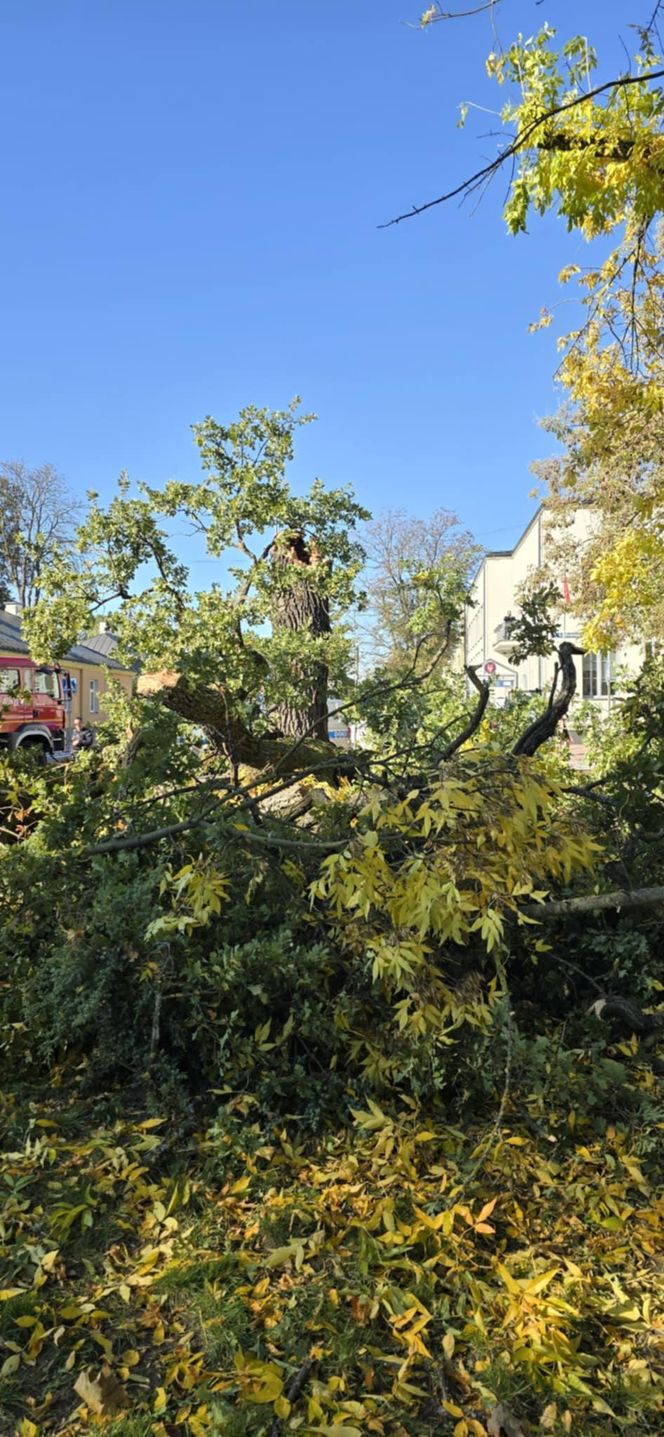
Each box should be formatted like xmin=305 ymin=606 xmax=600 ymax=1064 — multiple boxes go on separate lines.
xmin=271 ymin=532 xmax=331 ymax=740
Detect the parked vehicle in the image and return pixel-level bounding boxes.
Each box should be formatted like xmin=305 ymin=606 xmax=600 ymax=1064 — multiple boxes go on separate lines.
xmin=0 ymin=657 xmax=71 ymax=757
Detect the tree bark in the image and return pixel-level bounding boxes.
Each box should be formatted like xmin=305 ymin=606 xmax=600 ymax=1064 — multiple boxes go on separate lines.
xmin=512 ymin=642 xmax=583 ymax=757
xmin=523 ymin=885 xmax=664 ymax=919
xmin=135 ymin=669 xmax=336 ymax=776
xmin=271 ymin=533 xmax=331 ymax=739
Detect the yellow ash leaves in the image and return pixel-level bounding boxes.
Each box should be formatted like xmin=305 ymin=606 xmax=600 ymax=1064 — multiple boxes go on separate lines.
xmin=0 ymin=1103 xmax=199 ymax=1427
xmin=2 ymin=1086 xmax=663 ymax=1434
xmin=586 ymin=527 xmax=664 ymax=650
xmin=312 ymin=760 xmax=599 ymax=1030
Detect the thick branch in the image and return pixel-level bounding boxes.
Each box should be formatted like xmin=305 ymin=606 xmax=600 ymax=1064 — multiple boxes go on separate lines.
xmin=523 ymin=884 xmax=664 ymax=919
xmin=136 ymin=668 xmax=336 ymax=776
xmin=512 ymin=642 xmax=582 ymax=758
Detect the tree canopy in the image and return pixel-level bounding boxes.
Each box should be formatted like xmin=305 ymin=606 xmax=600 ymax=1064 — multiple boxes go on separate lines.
xmin=395 ymin=7 xmax=664 ymax=649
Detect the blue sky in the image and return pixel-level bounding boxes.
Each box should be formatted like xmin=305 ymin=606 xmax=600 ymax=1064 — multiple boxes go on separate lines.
xmin=0 ymin=0 xmax=640 ymax=571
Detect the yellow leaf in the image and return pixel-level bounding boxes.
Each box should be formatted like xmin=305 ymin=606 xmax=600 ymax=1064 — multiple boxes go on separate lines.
xmin=189 ymin=1405 xmax=212 ymax=1436
xmin=120 ymin=1348 xmax=140 ymax=1367
xmin=496 ymin=1263 xmax=519 ymax=1294
xmin=274 ymin=1394 xmax=292 ymax=1418
xmin=18 ymin=1421 xmax=38 ymax=1437
xmin=0 ymin=1288 xmax=25 ymax=1301
xmin=526 ymin=1268 xmax=558 ymax=1296
xmin=235 ymin=1355 xmax=284 ymax=1405
xmin=442 ymin=1332 xmax=455 ymax=1359
xmin=153 ymin=1386 xmax=168 ymax=1414
xmin=265 ymin=1242 xmax=300 ymax=1268
xmin=443 ymin=1401 xmax=465 ymax=1418
xmin=320 ymin=1428 xmax=364 ymax=1437
xmin=454 ymin=1422 xmax=469 ymax=1437
xmin=540 ymin=1403 xmax=557 ymax=1430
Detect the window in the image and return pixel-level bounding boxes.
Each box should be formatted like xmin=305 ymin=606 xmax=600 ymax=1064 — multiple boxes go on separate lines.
xmin=582 ymin=652 xmax=614 ymax=698
xmin=89 ymin=678 xmax=99 ymax=715
xmin=34 ymin=669 xmax=59 ymax=697
xmin=0 ymin=667 xmax=21 ymax=692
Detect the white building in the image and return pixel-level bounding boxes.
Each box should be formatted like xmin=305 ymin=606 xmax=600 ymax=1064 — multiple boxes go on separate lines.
xmin=464 ymin=507 xmax=643 ymax=712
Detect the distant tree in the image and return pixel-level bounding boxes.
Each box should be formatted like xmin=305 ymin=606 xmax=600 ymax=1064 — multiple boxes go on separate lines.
xmin=364 ymin=507 xmax=480 ymax=671
xmin=0 ymin=461 xmax=81 ymax=609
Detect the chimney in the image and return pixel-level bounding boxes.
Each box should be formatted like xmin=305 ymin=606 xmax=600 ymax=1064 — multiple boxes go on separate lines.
xmin=98 ymin=620 xmax=108 ymax=634
xmin=5 ymin=601 xmax=22 ymax=616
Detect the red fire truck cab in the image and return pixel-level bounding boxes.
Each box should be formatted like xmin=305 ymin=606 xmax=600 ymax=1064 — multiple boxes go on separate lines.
xmin=0 ymin=656 xmax=70 ymax=756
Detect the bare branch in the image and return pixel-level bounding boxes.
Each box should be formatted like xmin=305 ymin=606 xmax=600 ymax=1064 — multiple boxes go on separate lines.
xmin=419 ymin=1 xmax=501 ymax=21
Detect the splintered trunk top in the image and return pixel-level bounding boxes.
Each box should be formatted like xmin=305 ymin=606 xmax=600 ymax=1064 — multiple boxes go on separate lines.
xmin=272 ymin=534 xmax=330 ymax=740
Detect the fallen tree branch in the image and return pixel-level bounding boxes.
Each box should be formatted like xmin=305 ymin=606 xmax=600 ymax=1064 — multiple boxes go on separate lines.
xmin=82 ymin=802 xmax=219 ymax=856
xmin=440 ymin=664 xmax=489 ymax=759
xmin=137 ymin=668 xmax=343 ymax=777
xmin=523 ymin=884 xmax=664 ymax=919
xmin=512 ymin=642 xmax=583 ymax=757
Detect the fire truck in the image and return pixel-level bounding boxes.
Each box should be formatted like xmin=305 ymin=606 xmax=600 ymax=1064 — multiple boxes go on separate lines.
xmin=0 ymin=656 xmax=71 ymax=756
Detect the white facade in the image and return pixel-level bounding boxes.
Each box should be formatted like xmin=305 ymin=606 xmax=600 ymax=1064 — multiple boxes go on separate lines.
xmin=464 ymin=507 xmax=643 ymax=711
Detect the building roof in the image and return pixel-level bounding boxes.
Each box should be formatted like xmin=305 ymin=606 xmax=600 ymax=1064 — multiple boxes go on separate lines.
xmin=0 ymin=609 xmax=129 ymax=670
xmin=82 ymin=629 xmax=119 ymax=659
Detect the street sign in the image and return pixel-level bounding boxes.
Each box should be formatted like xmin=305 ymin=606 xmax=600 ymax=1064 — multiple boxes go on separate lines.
xmin=484 ymin=660 xmax=497 ymax=675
